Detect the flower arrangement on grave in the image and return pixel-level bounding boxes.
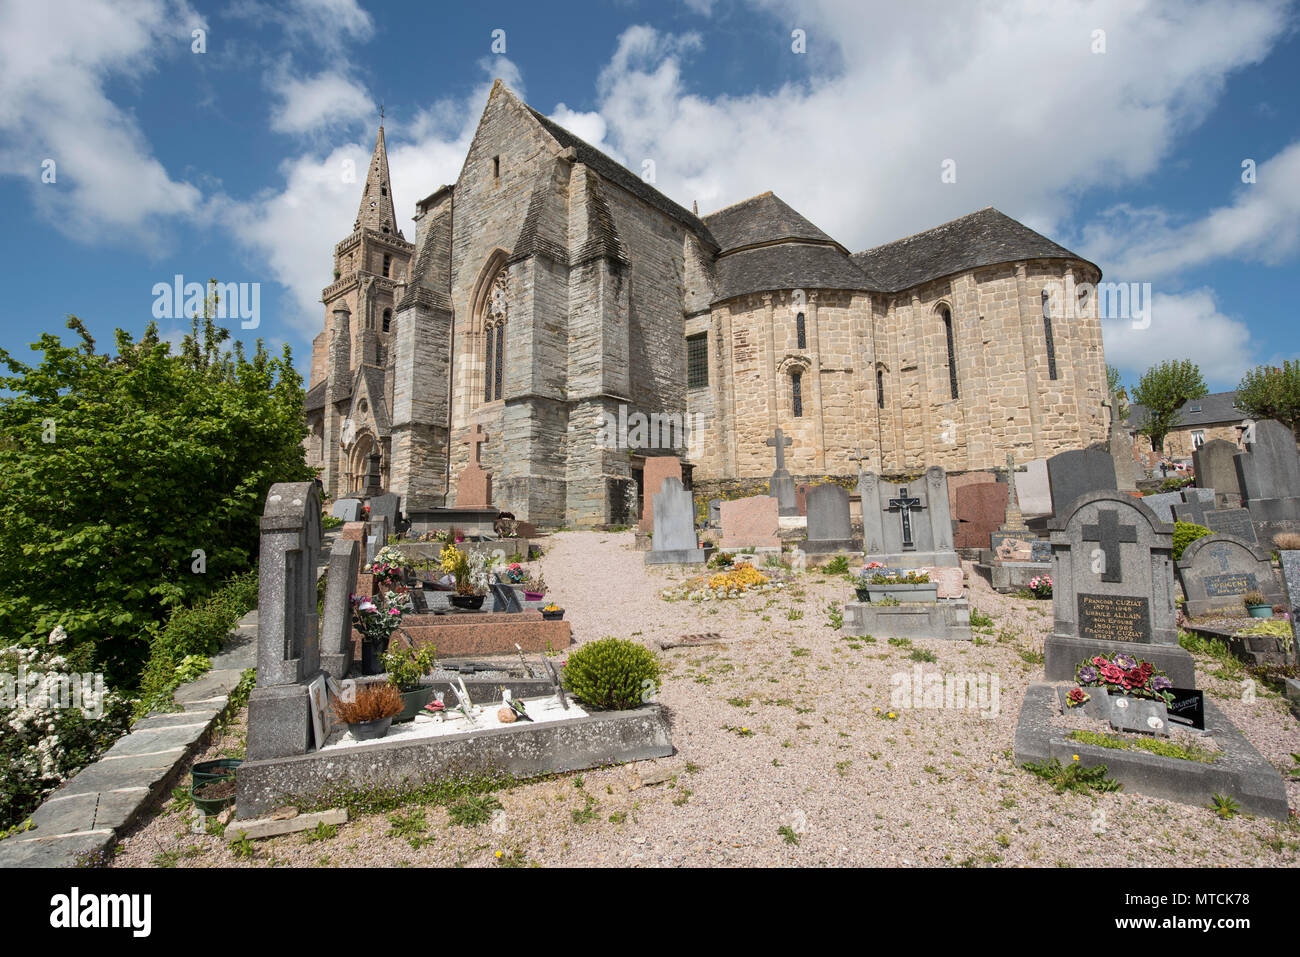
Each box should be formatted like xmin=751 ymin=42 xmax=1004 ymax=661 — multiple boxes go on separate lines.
xmin=1075 ymin=654 xmax=1174 ymax=705
xmin=439 ymin=543 xmax=473 ymax=594
xmin=525 ymin=573 xmax=547 ymax=601
xmin=368 ymin=545 xmax=412 ymax=588
xmin=504 ymin=562 xmax=527 ymax=584
xmin=381 ymin=644 xmax=437 ymax=692
xmin=707 ymin=551 xmax=735 ymax=570
xmin=1028 ymin=574 xmax=1053 ymax=599
xmin=331 ymin=682 xmax=402 ymax=725
xmin=862 ymin=568 xmax=930 ymax=585
xmin=352 ymin=595 xmax=403 ymax=648
xmin=1065 ymin=687 xmax=1090 ymax=708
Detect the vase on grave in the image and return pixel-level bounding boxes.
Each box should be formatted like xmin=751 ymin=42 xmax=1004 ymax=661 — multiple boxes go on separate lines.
xmin=450 ymin=594 xmax=486 ymax=610
xmin=347 ymin=716 xmax=393 ymax=741
xmin=360 ymin=639 xmax=388 ymax=676
xmin=394 ymin=686 xmax=436 ymax=723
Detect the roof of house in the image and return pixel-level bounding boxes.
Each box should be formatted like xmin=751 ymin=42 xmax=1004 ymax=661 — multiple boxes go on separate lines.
xmin=1127 ymin=391 xmax=1246 ymax=430
xmin=850 ymin=207 xmax=1096 ymax=293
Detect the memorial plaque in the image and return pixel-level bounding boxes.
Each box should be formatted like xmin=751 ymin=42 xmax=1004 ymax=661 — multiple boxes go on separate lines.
xmin=1203 ymin=508 xmax=1258 ymax=545
xmin=1165 ymin=688 xmax=1205 ymax=730
xmin=1077 ymin=593 xmax=1151 ymax=644
xmin=990 ymin=532 xmax=1051 ymax=562
xmin=1203 ymin=572 xmax=1257 ymax=598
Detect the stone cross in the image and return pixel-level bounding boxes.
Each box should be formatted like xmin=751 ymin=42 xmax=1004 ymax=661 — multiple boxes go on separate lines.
xmin=888 ymin=486 xmax=925 ymax=547
xmin=767 ymin=428 xmax=793 ymax=471
xmin=1003 ymin=453 xmax=1029 ymax=531
xmin=464 ymin=423 xmax=488 ymax=468
xmin=1082 ymin=508 xmax=1138 ymax=583
xmin=1171 ymin=494 xmax=1209 ymax=528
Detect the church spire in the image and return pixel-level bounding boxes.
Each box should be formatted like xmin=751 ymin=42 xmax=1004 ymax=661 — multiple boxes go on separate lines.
xmin=354 ymin=116 xmax=400 ymax=236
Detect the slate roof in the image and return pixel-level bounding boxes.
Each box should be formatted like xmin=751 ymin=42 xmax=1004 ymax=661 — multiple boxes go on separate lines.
xmin=1127 ymin=391 xmax=1245 ymax=431
xmin=703 ymin=192 xmax=844 ymax=254
xmin=713 ymin=243 xmax=873 ymax=302
xmin=525 ymin=105 xmax=717 ymax=249
xmin=850 ymin=207 xmax=1096 ymax=293
xmin=304 ymin=380 xmax=327 ymax=412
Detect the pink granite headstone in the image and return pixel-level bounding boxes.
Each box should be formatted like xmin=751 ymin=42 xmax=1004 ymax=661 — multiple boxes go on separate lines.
xmin=720 ymin=495 xmax=781 ymax=549
xmin=639 ymin=456 xmax=682 ymax=531
xmin=456 ymin=423 xmax=493 ymax=507
xmin=922 ymin=565 xmax=966 ymax=599
xmin=953 ymin=483 xmax=1008 ymax=549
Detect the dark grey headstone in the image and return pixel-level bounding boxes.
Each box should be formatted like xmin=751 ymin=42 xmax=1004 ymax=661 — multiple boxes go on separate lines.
xmin=369 ymin=492 xmax=400 ymax=533
xmin=646 ymin=477 xmax=710 ymax=565
xmin=331 ymin=498 xmax=363 ymax=522
xmin=490 ymin=581 xmax=523 ymax=613
xmin=804 ymin=484 xmax=859 ymax=552
xmin=1194 ymin=439 xmax=1243 ymax=507
xmin=1235 ymin=420 xmax=1300 ymax=502
xmin=1047 ymin=448 xmax=1117 ymax=516
xmin=1202 ymin=508 xmax=1258 ymax=545
xmin=1170 ymin=489 xmax=1216 ymax=527
xmin=860 ymin=467 xmax=958 ymax=568
xmin=320 ymin=537 xmax=360 ymax=679
xmin=1279 ymin=550 xmax=1300 ymax=666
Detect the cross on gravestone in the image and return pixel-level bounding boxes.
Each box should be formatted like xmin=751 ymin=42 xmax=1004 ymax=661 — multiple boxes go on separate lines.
xmin=888 ymin=486 xmax=925 ymax=547
xmin=848 ymin=449 xmax=870 ymax=476
xmin=464 ymin=423 xmax=488 ymax=468
xmin=1082 ymin=508 xmax=1139 ymax=583
xmin=766 ymin=428 xmax=792 ymax=471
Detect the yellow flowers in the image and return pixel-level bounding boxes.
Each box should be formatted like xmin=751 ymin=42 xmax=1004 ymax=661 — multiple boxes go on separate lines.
xmin=439 ymin=543 xmax=467 ymax=577
xmin=707 ymin=564 xmax=769 ymax=592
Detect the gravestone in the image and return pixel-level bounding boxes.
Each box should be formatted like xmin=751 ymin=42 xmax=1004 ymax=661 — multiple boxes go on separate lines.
xmin=953 ymin=482 xmax=1006 ymax=549
xmin=1140 ymin=487 xmax=1213 ymax=524
xmin=946 ymin=471 xmax=997 ymax=513
xmin=860 ymin=466 xmax=959 ymax=568
xmin=248 ymin=483 xmax=323 ymax=761
xmin=331 ymin=498 xmax=363 ymax=522
xmin=1046 ymin=448 xmax=1117 ymax=516
xmin=319 ymin=537 xmax=360 ymax=679
xmin=987 ymin=453 xmax=1052 ymax=564
xmin=1018 ymin=458 xmax=1053 ymax=517
xmin=1194 ymin=439 xmax=1243 ymax=508
xmin=1203 ymin=507 xmax=1259 ymax=545
xmin=364 ymin=453 xmax=383 ymax=496
xmin=765 ymin=427 xmax=798 ymax=516
xmin=1107 ymin=392 xmax=1138 ymax=492
xmin=456 ymin=424 xmax=493 ymax=508
xmin=922 ymin=565 xmax=966 ymax=599
xmin=490 ymin=580 xmax=524 ymax=613
xmin=368 ymin=492 xmax=400 ymax=537
xmin=1234 ymin=420 xmax=1300 ymax=543
xmin=708 ymin=498 xmax=723 ymax=527
xmin=639 ymin=456 xmax=682 ymax=532
xmin=645 ymin=477 xmax=710 ymax=564
xmin=720 ymin=495 xmax=781 ymax=550
xmin=1176 ymin=534 xmax=1284 ymax=617
xmin=795 ymin=483 xmax=812 ymax=517
xmin=1044 ymin=490 xmax=1193 ymax=687
xmin=1279 ymin=548 xmax=1300 ymax=666
xmin=1169 ymin=489 xmax=1216 ymax=527
xmin=803 ymin=484 xmax=861 ymax=554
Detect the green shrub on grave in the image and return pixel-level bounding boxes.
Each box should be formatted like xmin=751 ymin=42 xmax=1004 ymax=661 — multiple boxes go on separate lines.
xmin=1172 ymin=521 xmax=1212 ymax=562
xmin=562 ymin=637 xmax=662 ymax=711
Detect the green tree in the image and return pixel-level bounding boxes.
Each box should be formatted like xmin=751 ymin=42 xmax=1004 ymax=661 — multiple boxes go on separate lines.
xmin=1236 ymin=360 xmax=1300 ymax=438
xmin=0 ymin=314 xmax=312 ymax=684
xmin=1131 ymin=360 xmax=1208 ymax=456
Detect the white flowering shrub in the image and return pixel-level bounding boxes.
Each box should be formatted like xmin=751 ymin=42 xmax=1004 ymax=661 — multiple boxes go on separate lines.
xmin=0 ymin=628 xmax=131 ymax=830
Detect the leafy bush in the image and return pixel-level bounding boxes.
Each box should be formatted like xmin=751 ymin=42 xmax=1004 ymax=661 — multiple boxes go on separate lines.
xmin=562 ymin=637 xmax=661 ymax=710
xmin=0 ymin=316 xmax=312 ymax=684
xmin=1172 ymin=522 xmax=1212 ymax=562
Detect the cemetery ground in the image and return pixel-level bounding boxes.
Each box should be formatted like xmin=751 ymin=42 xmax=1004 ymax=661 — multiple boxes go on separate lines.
xmin=110 ymin=531 xmax=1300 ymax=869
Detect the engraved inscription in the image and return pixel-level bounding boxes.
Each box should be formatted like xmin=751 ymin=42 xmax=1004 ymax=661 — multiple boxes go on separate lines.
xmin=1203 ymin=573 xmax=1257 ymax=598
xmin=1077 ymin=593 xmax=1151 ymax=643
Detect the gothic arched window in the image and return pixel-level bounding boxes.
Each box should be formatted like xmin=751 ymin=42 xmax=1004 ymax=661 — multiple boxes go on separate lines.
xmin=483 ymin=267 xmax=508 ymax=402
xmin=796 ymin=311 xmax=806 ymax=350
xmin=940 ymin=305 xmax=959 ymax=399
xmin=791 ymin=370 xmax=804 ymax=418
xmin=876 ymin=367 xmax=885 ymax=408
xmin=1041 ymin=289 xmax=1059 ymax=381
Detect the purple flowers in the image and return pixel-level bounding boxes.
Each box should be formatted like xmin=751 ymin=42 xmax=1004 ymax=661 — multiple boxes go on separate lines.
xmin=1077 ymin=665 xmax=1098 ymax=684
xmin=1151 ymin=675 xmax=1172 ymax=692
xmin=1113 ymin=653 xmax=1137 ymax=670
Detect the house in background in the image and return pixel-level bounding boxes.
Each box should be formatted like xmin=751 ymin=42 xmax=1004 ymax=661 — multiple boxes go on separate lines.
xmin=1126 ymin=391 xmax=1252 ymax=470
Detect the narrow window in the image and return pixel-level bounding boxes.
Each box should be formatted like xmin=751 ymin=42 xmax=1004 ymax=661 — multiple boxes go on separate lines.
xmin=493 ymin=155 xmax=501 ymax=179
xmin=494 ymin=323 xmax=505 ymax=399
xmin=382 ymin=254 xmax=392 ymax=278
xmin=791 ymin=371 xmax=803 ymax=418
xmin=686 ymin=333 xmax=709 ymax=389
xmin=876 ymin=368 xmax=885 ymax=408
xmin=796 ymin=311 xmax=806 ymax=350
xmin=382 ymin=309 xmax=391 ymax=333
xmin=941 ymin=306 xmax=958 ymax=400
xmin=484 ymin=326 xmax=495 ymax=402
xmin=380 ymin=186 xmax=387 ymax=196
xmin=1041 ymin=290 xmax=1058 ymax=381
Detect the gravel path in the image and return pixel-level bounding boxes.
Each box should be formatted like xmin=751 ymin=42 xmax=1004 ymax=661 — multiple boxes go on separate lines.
xmin=112 ymin=532 xmax=1300 ymax=868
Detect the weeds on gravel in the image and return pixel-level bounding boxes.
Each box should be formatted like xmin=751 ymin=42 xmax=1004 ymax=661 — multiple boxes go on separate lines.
xmin=448 ymin=794 xmax=503 ymax=827
xmin=825 ymin=602 xmax=844 ymax=629
xmin=1068 ymin=730 xmax=1219 ymax=764
xmin=229 ymin=832 xmax=257 ymax=859
xmin=723 ymin=725 xmax=755 ymax=737
xmin=572 ymin=794 xmax=598 ymax=824
xmin=777 ymin=825 xmax=800 ymax=845
xmin=302 ymin=820 xmax=339 ymax=843
xmin=292 ymin=770 xmax=516 ymax=817
xmin=1209 ymin=793 xmax=1241 ymax=819
xmin=969 ymin=608 xmax=994 ymax=629
xmin=908 ymin=648 xmax=937 ymax=663
xmin=1023 ymin=757 xmax=1122 ymax=795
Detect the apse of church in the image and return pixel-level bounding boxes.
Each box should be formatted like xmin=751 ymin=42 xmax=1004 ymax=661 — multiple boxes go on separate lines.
xmin=305 ymin=81 xmax=1108 ymax=528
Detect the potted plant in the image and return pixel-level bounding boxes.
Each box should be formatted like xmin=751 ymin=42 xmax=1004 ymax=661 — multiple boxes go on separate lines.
xmin=439 ymin=543 xmax=483 ymax=609
xmin=352 ymin=594 xmax=404 ymax=674
xmin=369 ymin=545 xmax=413 ymax=590
xmin=1244 ymin=590 xmax=1273 ymax=618
xmin=524 ymin=572 xmax=547 ymax=603
xmin=542 ymin=602 xmax=565 ymax=621
xmin=857 ymin=567 xmax=937 ymax=603
xmin=332 ymin=682 xmax=403 ymax=740
xmin=1028 ymin=574 xmax=1053 ymax=600
xmin=382 ymin=644 xmax=438 ymax=722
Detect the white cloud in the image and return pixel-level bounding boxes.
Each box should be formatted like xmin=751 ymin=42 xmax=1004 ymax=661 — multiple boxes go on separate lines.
xmin=0 ymin=0 xmax=204 ymax=242
xmin=1101 ymin=288 xmax=1256 ymax=386
xmin=269 ymin=70 xmax=375 ymax=134
xmin=226 ymin=0 xmax=373 ymax=54
xmin=1079 ymin=140 xmax=1300 ymax=278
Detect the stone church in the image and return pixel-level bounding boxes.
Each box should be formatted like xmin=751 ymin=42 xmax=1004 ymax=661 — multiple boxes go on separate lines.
xmin=305 ymin=81 xmax=1108 ymax=527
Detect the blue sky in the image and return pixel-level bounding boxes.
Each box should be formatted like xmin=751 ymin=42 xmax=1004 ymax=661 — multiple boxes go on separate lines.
xmin=1 ymin=0 xmax=1297 ymax=392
